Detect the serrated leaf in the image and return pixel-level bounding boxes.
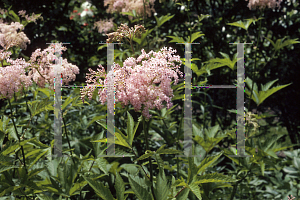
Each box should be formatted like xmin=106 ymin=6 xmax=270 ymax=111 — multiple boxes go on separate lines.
xmin=83 ymin=176 xmax=114 ymax=200
xmin=154 ymin=166 xmax=169 ymax=200
xmin=1 ymin=138 xmax=35 ymax=156
xmin=69 ymin=181 xmax=87 ymax=196
xmin=128 ymin=175 xmax=153 ymax=200
xmin=197 ymin=151 xmax=223 ymax=174
xmin=135 ymin=152 xmax=155 ymax=161
xmin=188 ymin=157 xmax=198 ymax=184
xmin=115 ymin=171 xmax=125 ymax=200
xmin=0 ymin=165 xmax=18 ymax=173
xmin=188 ymin=182 xmax=202 ymax=200
xmin=193 ymin=172 xmax=237 ymax=184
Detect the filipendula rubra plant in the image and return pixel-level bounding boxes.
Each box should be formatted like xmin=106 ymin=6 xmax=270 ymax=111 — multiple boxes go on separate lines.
xmin=80 ymin=23 xmax=238 ymax=200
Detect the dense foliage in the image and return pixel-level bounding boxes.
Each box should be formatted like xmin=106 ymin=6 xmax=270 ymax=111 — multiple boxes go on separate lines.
xmin=0 ymin=0 xmax=300 ymax=199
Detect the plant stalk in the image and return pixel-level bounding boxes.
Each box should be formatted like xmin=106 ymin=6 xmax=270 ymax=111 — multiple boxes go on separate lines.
xmin=8 ymin=98 xmax=28 ymax=174
xmin=143 ymin=116 xmax=156 ymax=200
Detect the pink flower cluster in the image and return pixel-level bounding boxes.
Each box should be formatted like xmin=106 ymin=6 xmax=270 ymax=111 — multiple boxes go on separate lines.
xmin=0 ymin=21 xmax=30 ymax=50
xmin=93 ymin=18 xmax=115 ymax=34
xmin=104 ymin=0 xmax=156 ymax=20
xmin=245 ymin=0 xmax=283 ymax=10
xmin=28 ymin=44 xmax=80 ymax=90
xmin=80 ymin=47 xmax=183 ymax=119
xmin=0 ymin=56 xmax=32 ymax=99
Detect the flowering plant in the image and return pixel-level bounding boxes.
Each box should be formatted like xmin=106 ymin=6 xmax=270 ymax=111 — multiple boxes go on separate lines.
xmin=80 ymin=46 xmax=183 ymax=119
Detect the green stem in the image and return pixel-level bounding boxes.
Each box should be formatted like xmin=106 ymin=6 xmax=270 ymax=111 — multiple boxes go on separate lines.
xmin=143 ymin=116 xmax=156 ymax=200
xmin=7 ymin=98 xmax=27 ymax=174
xmin=175 ymin=186 xmax=186 ymax=198
xmin=229 ymin=162 xmax=251 ymax=200
xmin=131 ymin=147 xmax=150 ymax=180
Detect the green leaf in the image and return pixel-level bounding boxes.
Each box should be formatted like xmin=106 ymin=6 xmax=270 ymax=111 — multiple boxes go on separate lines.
xmin=114 ymin=172 xmax=125 ymax=200
xmin=268 ymin=37 xmax=300 ymax=51
xmin=227 ymin=20 xmax=247 ymax=30
xmin=155 ymin=14 xmax=175 ymax=28
xmin=135 ymin=151 xmax=155 ymax=161
xmin=127 ymin=112 xmax=142 ymax=146
xmin=87 ymin=115 xmax=107 ymax=128
xmin=0 ymin=165 xmax=18 ymax=173
xmin=187 ymin=157 xmax=198 ymax=184
xmin=83 ymin=176 xmax=115 ymax=200
xmin=95 ymin=120 xmax=131 ymax=149
xmin=8 ymin=10 xmax=20 ymax=22
xmin=57 ymin=26 xmax=67 ymax=31
xmin=197 ymin=151 xmax=223 ymax=174
xmin=197 ymin=14 xmax=211 ymax=22
xmin=154 ymin=162 xmax=169 ymax=200
xmin=128 ymin=175 xmax=153 ymax=200
xmin=155 ymin=145 xmax=182 ymax=155
xmin=69 ymin=180 xmax=88 ymax=196
xmin=245 ymin=77 xmax=292 ymax=106
xmin=1 ymin=138 xmax=35 ymax=156
xmin=226 ymin=18 xmax=263 ymax=31
xmin=167 ymin=36 xmax=186 ymax=44
xmin=28 ymin=149 xmax=48 ymax=170
xmin=98 ymin=44 xmax=107 ymax=51
xmin=193 ymin=172 xmax=237 ymax=184
xmin=175 ymin=187 xmax=189 ymax=200
xmin=188 ymin=182 xmax=202 ymax=200
xmin=120 ymin=11 xmax=136 ymax=17
xmin=188 ymin=32 xmax=204 ymax=43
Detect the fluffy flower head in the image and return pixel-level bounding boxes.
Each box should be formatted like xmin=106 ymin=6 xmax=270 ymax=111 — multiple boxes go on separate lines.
xmin=28 ymin=43 xmax=80 ymax=90
xmin=81 ymin=47 xmax=183 ymax=119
